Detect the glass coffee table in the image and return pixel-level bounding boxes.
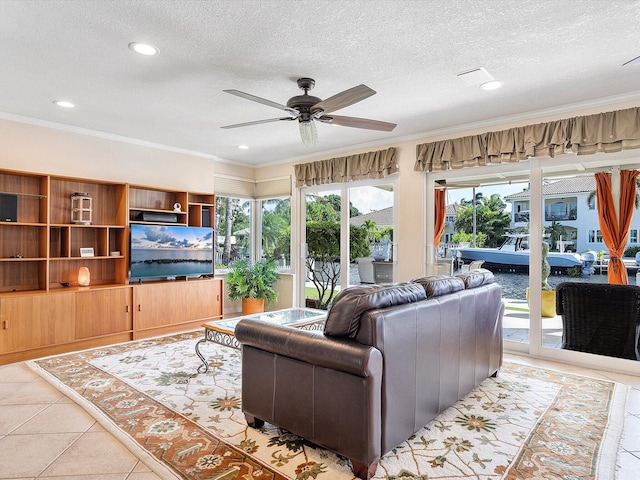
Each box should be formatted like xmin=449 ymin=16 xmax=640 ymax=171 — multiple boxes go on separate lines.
xmin=195 ymin=307 xmax=326 ymax=373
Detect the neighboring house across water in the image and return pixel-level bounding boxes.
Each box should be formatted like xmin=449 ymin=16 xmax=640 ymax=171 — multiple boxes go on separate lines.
xmin=442 ymin=203 xmax=460 ymax=246
xmin=350 ymin=207 xmax=393 ymax=261
xmin=349 ymin=206 xmax=393 ymax=228
xmin=504 ymin=175 xmax=640 ymax=254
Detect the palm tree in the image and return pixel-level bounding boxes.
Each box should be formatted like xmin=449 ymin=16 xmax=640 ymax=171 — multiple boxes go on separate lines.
xmin=544 ymin=221 xmax=566 ymax=250
xmin=362 ymin=219 xmax=379 ymax=241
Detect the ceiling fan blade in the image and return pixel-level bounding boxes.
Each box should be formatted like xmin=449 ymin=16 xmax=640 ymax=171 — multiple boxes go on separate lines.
xmin=320 ymin=114 xmax=397 ymax=131
xmin=223 ymin=89 xmax=299 ymax=116
xmin=312 ymin=84 xmax=376 ymax=114
xmin=221 ymin=117 xmax=294 ymax=129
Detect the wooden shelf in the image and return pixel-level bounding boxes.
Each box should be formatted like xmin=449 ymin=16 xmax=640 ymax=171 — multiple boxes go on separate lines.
xmin=0 ymin=257 xmax=47 ymax=262
xmin=1 ymin=169 xmax=220 ymax=364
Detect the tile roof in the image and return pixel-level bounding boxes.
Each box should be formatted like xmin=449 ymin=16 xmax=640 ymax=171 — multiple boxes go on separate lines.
xmin=505 ymin=175 xmax=596 ymax=199
xmin=350 ymin=206 xmax=393 ymax=227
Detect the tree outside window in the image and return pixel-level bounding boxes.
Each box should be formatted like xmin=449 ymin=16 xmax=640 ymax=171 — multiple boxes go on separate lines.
xmin=215 ymin=196 xmax=251 ymax=269
xmin=261 ymin=197 xmax=291 ymax=268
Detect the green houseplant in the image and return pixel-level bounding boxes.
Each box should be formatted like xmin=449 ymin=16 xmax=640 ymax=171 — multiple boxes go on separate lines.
xmin=226 ymin=258 xmax=279 ymax=314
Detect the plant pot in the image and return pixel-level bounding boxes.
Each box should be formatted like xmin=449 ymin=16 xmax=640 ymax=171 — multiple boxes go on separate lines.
xmin=305 ymin=298 xmax=321 ymax=309
xmin=242 ymin=297 xmax=265 ymax=315
xmin=526 ymin=288 xmax=556 ymax=317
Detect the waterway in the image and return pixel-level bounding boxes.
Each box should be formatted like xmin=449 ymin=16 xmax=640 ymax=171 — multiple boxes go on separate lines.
xmin=344 ymin=262 xmax=639 ymax=300
xmin=490 ymin=271 xmax=639 ymax=300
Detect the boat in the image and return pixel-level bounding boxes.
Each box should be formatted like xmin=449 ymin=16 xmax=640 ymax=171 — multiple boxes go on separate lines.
xmin=454 ymin=233 xmax=584 ymax=274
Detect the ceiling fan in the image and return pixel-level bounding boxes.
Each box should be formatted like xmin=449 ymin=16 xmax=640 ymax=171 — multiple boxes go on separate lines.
xmin=221 ymin=78 xmax=397 ymax=145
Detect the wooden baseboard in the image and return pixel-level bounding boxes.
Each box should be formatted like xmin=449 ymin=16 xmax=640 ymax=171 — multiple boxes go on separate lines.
xmin=0 ymin=332 xmax=133 ymax=365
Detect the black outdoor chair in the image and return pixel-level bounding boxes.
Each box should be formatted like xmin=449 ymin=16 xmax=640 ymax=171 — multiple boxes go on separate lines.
xmin=555 ymin=282 xmax=640 ymax=360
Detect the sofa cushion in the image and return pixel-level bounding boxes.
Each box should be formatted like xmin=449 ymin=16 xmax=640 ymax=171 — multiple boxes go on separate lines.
xmin=456 ymin=268 xmax=494 ymax=289
xmin=411 ymin=275 xmax=465 ymax=298
xmin=324 ymin=283 xmax=427 ymax=338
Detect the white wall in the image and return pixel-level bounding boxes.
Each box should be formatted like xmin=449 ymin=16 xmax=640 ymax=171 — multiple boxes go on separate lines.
xmin=0 ymin=118 xmax=217 ymax=193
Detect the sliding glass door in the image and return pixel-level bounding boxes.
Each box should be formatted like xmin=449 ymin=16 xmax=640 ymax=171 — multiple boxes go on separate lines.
xmin=428 ymin=156 xmax=640 ymax=374
xmin=300 ymin=178 xmax=397 ymax=309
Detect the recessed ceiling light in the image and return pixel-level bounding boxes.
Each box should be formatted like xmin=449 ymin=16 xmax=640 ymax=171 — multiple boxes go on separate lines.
xmin=480 ymin=80 xmax=504 ymax=91
xmin=238 ymin=145 xmax=249 ymax=150
xmin=128 ymin=42 xmax=159 ymax=56
xmin=53 ymin=100 xmax=75 ymax=108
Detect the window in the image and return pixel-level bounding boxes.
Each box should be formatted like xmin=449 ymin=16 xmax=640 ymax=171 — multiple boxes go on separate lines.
xmin=214 ymin=175 xmax=292 ymax=271
xmin=301 ymin=179 xmax=396 ymax=308
xmin=214 ymin=196 xmax=252 ymax=269
xmin=588 ymin=229 xmax=603 ymax=243
xmin=545 ymin=199 xmax=577 ymax=221
xmin=631 ymin=229 xmax=638 ymax=244
xmin=260 ymin=197 xmax=291 ymax=269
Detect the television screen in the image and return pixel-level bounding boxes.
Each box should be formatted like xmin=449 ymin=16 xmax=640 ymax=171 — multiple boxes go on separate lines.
xmin=130 ymin=224 xmax=214 ymax=280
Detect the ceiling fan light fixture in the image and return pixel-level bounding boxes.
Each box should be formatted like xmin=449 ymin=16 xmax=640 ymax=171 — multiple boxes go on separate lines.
xmin=299 ymin=120 xmax=317 ymax=146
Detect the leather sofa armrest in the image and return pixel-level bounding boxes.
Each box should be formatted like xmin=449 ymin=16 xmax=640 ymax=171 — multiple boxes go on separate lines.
xmin=235 ymin=319 xmax=382 ymax=378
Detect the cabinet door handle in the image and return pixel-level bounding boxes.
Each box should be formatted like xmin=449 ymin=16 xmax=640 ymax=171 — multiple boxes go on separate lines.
xmin=126 ymin=305 xmax=130 ymax=313
xmin=2 ymin=320 xmax=8 ymax=330
xmin=138 ymin=305 xmax=141 ymax=312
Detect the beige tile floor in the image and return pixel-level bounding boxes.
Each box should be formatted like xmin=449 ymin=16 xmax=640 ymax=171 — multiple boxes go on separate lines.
xmin=1 ymin=354 xmax=640 ymax=479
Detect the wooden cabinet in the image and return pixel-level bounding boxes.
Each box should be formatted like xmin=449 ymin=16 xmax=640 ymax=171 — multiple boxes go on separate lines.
xmin=187 ymin=193 xmax=215 ymax=228
xmin=48 ymin=177 xmax=128 ymax=289
xmin=0 ymin=168 xmax=221 ymax=363
xmin=0 ymin=171 xmax=48 ymax=293
xmin=0 ymin=292 xmax=75 ymax=354
xmin=128 ymin=185 xmax=214 ymax=228
xmin=133 ymin=278 xmax=222 ymax=338
xmin=0 ymin=171 xmax=128 ymax=293
xmin=75 ymin=287 xmax=133 ymax=339
xmin=129 ymin=186 xmax=188 ymax=225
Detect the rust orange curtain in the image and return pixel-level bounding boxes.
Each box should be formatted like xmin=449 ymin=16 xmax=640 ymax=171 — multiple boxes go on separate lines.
xmin=595 ymin=170 xmax=639 ymax=284
xmin=434 ymin=188 xmax=446 ymax=247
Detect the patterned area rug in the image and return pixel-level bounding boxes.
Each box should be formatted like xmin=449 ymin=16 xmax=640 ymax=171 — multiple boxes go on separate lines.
xmin=29 ymin=331 xmax=628 ymax=480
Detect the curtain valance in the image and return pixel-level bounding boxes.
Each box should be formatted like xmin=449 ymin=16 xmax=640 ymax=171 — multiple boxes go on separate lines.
xmin=415 ymin=106 xmax=640 ymax=172
xmin=294 ymin=147 xmax=398 ymax=187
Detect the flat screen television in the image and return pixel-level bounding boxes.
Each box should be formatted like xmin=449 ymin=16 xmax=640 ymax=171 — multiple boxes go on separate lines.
xmin=130 ymin=224 xmax=214 ymax=280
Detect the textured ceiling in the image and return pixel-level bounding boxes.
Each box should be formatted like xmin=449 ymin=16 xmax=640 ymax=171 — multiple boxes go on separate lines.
xmin=1 ymin=0 xmax=640 ymax=167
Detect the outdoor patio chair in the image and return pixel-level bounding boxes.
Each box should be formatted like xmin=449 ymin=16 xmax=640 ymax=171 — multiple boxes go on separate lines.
xmin=460 ymin=260 xmax=485 ymax=273
xmin=436 ymin=257 xmax=454 ymax=275
xmin=555 ymin=282 xmax=640 ymax=360
xmin=357 ymin=257 xmax=375 ymax=284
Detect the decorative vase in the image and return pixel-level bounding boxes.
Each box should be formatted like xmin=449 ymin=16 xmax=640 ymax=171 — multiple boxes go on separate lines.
xmin=242 ymin=297 xmax=265 ymax=315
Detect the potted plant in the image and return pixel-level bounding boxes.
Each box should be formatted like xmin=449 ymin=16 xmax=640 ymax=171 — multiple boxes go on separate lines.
xmin=526 ymin=241 xmax=556 ymax=317
xmin=226 ymin=258 xmax=279 ymax=314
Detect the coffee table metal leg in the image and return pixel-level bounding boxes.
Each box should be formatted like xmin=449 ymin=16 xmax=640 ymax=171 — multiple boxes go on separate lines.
xmin=195 ymin=338 xmax=209 ymax=373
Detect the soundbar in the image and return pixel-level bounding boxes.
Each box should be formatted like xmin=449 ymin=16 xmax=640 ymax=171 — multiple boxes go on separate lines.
xmin=138 ymin=211 xmax=178 ymax=223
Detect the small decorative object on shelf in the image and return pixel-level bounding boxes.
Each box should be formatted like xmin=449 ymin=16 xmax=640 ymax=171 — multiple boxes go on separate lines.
xmin=78 ymin=266 xmax=91 ymax=286
xmin=70 ymin=192 xmax=92 ymax=225
xmin=173 ymin=202 xmax=182 ymax=212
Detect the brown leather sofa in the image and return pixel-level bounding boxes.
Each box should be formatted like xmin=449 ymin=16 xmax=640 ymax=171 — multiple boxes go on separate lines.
xmin=235 ymin=269 xmax=504 ymax=479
